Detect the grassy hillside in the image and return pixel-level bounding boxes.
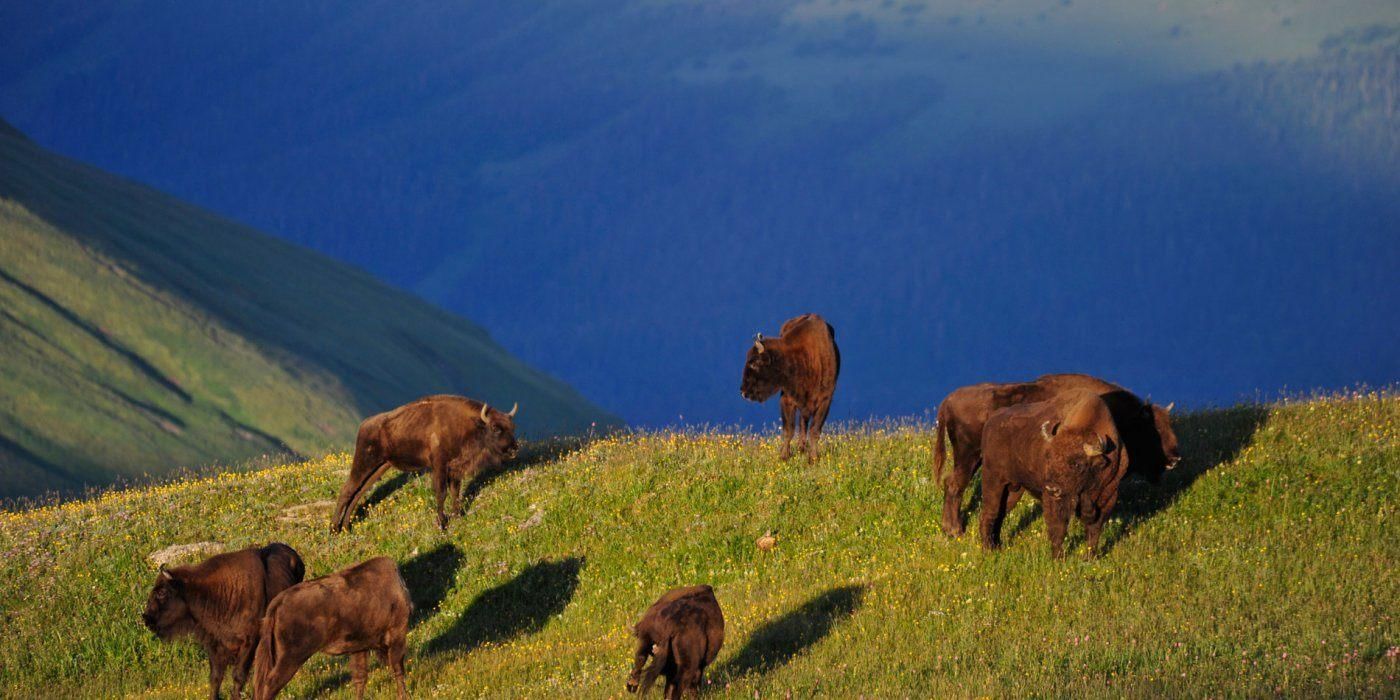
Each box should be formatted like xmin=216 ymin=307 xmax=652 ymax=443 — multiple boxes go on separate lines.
xmin=1 ymin=392 xmax=1394 ymax=697
xmin=0 ymin=119 xmax=618 ymax=499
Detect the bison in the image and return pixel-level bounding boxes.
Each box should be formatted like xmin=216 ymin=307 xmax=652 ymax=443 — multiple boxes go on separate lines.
xmin=933 ymin=373 xmax=1179 ymax=536
xmin=331 ymin=394 xmax=519 ymax=532
xmin=252 ymin=556 xmax=411 ymax=700
xmin=979 ymin=390 xmax=1128 ymax=558
xmin=627 ymin=585 xmax=725 ymax=699
xmin=141 ymin=543 xmax=305 ymax=700
xmin=740 ymin=313 xmax=840 ymax=462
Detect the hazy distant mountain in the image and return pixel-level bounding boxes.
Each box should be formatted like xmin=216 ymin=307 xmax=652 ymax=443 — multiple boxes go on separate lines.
xmin=0 ymin=118 xmax=617 ymax=499
xmin=1 ymin=2 xmax=1395 ymax=425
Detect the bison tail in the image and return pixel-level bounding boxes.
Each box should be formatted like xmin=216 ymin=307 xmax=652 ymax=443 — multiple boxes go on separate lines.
xmin=933 ymin=402 xmax=949 ymax=484
xmin=331 ymin=445 xmax=392 ymax=532
xmin=638 ymin=635 xmax=670 ymax=697
xmin=253 ymin=604 xmax=279 ymax=696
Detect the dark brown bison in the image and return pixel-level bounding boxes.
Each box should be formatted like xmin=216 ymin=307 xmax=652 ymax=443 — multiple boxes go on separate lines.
xmin=331 ymin=394 xmax=519 ymax=532
xmin=740 ymin=313 xmax=840 ymax=462
xmin=933 ymin=373 xmax=1179 ymax=536
xmin=252 ymin=557 xmax=411 ymax=700
xmin=627 ymin=585 xmax=725 ymax=699
xmin=979 ymin=390 xmax=1128 ymax=558
xmin=141 ymin=543 xmax=305 ymax=700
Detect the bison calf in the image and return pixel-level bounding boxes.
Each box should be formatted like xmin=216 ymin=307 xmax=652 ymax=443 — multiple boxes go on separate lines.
xmin=979 ymin=391 xmax=1128 ymax=558
xmin=142 ymin=543 xmax=305 ymax=700
xmin=332 ymin=394 xmax=519 ymax=532
xmin=627 ymin=585 xmax=725 ymax=699
xmin=252 ymin=557 xmax=411 ymax=699
xmin=740 ymin=313 xmax=840 ymax=462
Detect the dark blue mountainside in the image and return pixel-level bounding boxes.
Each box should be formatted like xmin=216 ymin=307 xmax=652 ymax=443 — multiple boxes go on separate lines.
xmin=2 ymin=2 xmax=1396 ymax=425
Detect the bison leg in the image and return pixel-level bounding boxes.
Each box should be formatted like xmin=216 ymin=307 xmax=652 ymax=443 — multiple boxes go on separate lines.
xmin=940 ymin=453 xmax=976 ymax=537
xmin=627 ymin=637 xmax=652 ymax=693
xmin=386 ymin=638 xmax=409 ymax=700
xmin=1082 ymin=492 xmax=1121 ymax=558
xmin=349 ymin=651 xmax=368 ymax=700
xmin=805 ymin=402 xmax=831 ymax=463
xmin=779 ymin=393 xmax=798 ymax=460
xmin=331 ymin=444 xmax=393 ymax=532
xmin=230 ymin=637 xmax=257 ymax=699
xmin=207 ymin=649 xmax=229 ymax=700
xmin=254 ymin=646 xmax=314 ymax=700
xmin=433 ymin=465 xmax=453 ymax=530
xmin=1044 ymin=493 xmax=1072 ymax=559
xmin=941 ymin=432 xmax=983 ymax=537
xmin=978 ymin=477 xmax=1010 ymax=550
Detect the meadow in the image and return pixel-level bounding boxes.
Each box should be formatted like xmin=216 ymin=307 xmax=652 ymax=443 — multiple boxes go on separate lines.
xmin=1 ymin=391 xmax=1396 ymax=698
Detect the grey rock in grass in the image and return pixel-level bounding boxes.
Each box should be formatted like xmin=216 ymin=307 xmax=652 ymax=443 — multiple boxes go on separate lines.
xmin=278 ymin=500 xmax=336 ymax=524
xmin=148 ymin=541 xmax=224 ymax=567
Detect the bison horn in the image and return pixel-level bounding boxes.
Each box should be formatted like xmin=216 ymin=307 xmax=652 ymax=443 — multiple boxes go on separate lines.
xmin=1165 ymin=402 xmax=1175 ymax=413
xmin=1040 ymin=420 xmax=1056 ymax=441
xmin=508 ymin=402 xmax=518 ymax=417
xmin=480 ymin=403 xmax=491 ymax=422
xmin=753 ymin=334 xmax=765 ymax=353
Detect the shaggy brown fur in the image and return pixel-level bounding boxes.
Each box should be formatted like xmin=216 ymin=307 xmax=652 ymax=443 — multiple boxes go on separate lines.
xmin=331 ymin=394 xmax=519 ymax=532
xmin=252 ymin=557 xmax=412 ymax=700
xmin=933 ymin=373 xmax=1179 ymax=536
xmin=740 ymin=314 xmax=840 ymax=462
xmin=141 ymin=543 xmax=305 ymax=700
xmin=627 ymin=585 xmax=725 ymax=699
xmin=979 ymin=391 xmax=1127 ymax=558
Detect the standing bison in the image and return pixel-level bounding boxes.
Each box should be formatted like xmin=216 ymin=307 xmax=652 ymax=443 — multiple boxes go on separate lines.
xmin=933 ymin=373 xmax=1179 ymax=536
xmin=979 ymin=390 xmax=1128 ymax=558
xmin=740 ymin=313 xmax=840 ymax=462
xmin=252 ymin=557 xmax=411 ymax=699
xmin=141 ymin=543 xmax=305 ymax=700
xmin=331 ymin=395 xmax=519 ymax=532
xmin=627 ymin=585 xmax=725 ymax=699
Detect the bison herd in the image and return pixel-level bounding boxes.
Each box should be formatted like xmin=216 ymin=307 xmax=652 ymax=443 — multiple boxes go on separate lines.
xmin=141 ymin=312 xmax=1181 ymax=697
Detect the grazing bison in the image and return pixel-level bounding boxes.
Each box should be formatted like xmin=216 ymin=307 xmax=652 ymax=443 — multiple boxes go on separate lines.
xmin=933 ymin=373 xmax=1179 ymax=536
xmin=331 ymin=394 xmax=519 ymax=532
xmin=740 ymin=313 xmax=840 ymax=462
xmin=141 ymin=543 xmax=305 ymax=700
xmin=252 ymin=557 xmax=411 ymax=700
xmin=979 ymin=391 xmax=1127 ymax=557
xmin=627 ymin=585 xmax=725 ymax=699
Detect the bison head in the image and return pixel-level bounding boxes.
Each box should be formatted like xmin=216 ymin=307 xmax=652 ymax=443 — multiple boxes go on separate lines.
xmin=1152 ymin=402 xmax=1181 ymax=470
xmin=141 ymin=567 xmax=192 ymax=640
xmin=740 ymin=334 xmax=783 ymax=402
xmin=1041 ymin=419 xmax=1118 ymax=472
xmin=479 ymin=402 xmax=520 ymax=460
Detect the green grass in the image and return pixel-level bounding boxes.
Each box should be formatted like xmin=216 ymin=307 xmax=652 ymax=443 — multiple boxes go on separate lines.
xmin=1 ymin=391 xmax=1395 ymax=697
xmin=0 ymin=120 xmax=618 ymax=499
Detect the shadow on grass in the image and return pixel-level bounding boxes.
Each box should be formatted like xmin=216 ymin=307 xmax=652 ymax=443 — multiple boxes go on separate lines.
xmin=358 ymin=471 xmax=414 ymax=517
xmin=304 ymin=670 xmax=350 ymax=697
xmin=717 ymin=584 xmax=865 ymax=680
xmin=460 ymin=437 xmax=594 ymax=512
xmin=1005 ymin=500 xmax=1043 ymax=539
xmin=424 ymin=557 xmax=584 ymax=657
xmin=401 ymin=544 xmax=466 ymax=627
xmin=1097 ymin=404 xmax=1270 ymax=554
